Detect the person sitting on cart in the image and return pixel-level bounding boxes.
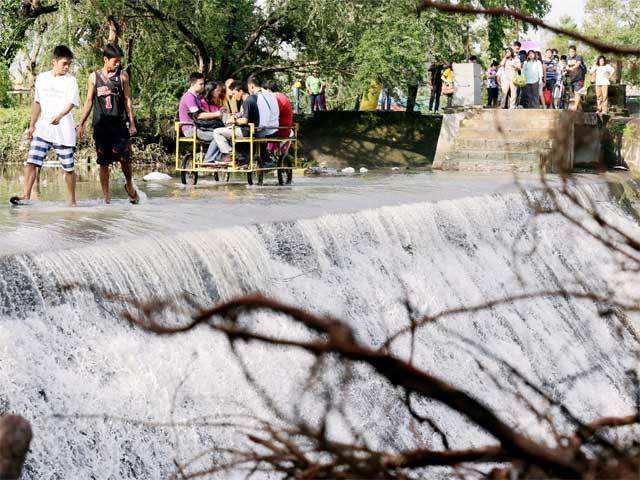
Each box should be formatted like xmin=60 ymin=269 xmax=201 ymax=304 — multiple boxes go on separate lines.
xmin=178 ymin=72 xmax=224 ymax=143
xmin=204 ymin=75 xmax=280 ymax=165
xmin=264 ymin=81 xmax=293 ymax=139
xmin=264 ymin=81 xmax=294 ymax=161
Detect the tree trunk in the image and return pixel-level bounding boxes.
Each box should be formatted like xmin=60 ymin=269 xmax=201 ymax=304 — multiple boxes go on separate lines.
xmin=0 ymin=415 xmax=32 ymax=480
xmin=107 ymin=15 xmax=121 ymax=44
xmin=219 ymin=1 xmax=239 ymax=79
xmin=612 ymin=59 xmax=623 ymax=84
xmin=126 ymin=37 xmax=134 ymax=78
xmin=465 ymin=23 xmax=471 ymax=59
xmin=26 ymin=22 xmax=46 ymax=89
xmin=406 ymin=83 xmax=418 ymax=113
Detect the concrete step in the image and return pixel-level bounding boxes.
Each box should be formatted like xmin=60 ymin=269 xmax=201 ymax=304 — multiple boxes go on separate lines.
xmin=459 ymin=108 xmax=566 ymax=122
xmin=443 ymin=152 xmax=544 ymax=172
xmin=447 ymin=149 xmax=548 ymax=162
xmin=454 ymin=138 xmax=554 ymax=152
xmin=457 ymin=127 xmax=557 ymax=140
xmin=460 ymin=118 xmax=558 ymax=130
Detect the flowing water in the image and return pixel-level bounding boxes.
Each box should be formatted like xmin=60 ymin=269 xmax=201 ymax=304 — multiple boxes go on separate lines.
xmin=0 ymin=163 xmax=639 ymax=478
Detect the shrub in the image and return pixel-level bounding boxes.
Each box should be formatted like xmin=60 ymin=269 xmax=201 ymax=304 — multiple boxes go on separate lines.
xmin=0 ymin=107 xmax=30 ymax=163
xmin=0 ymin=61 xmax=13 ymax=108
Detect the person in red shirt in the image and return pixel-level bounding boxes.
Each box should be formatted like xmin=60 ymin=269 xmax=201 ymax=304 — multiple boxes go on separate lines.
xmin=265 ymin=81 xmax=293 ymax=138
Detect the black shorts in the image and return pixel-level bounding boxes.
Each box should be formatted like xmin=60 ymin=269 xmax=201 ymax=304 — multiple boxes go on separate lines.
xmin=94 ymin=134 xmax=131 ymax=166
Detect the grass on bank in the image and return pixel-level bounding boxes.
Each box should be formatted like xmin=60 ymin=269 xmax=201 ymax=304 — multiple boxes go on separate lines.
xmin=0 ymin=107 xmax=29 ymax=163
xmin=0 ymin=107 xmax=171 ymax=165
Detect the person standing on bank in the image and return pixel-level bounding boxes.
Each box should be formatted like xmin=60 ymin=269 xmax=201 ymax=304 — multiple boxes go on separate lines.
xmin=428 ymin=61 xmax=443 ymax=112
xmin=590 ymin=56 xmax=615 ymax=115
xmin=500 ymin=48 xmax=520 ymax=109
xmin=77 ymin=44 xmax=139 ymax=204
xmin=305 ymin=70 xmax=322 ymax=112
xmin=441 ymin=63 xmax=455 ymax=108
xmin=566 ymin=45 xmax=586 ymax=100
xmin=486 ymin=61 xmax=500 ymax=108
xmin=542 ymin=49 xmax=558 ymax=109
xmin=522 ymin=50 xmax=541 ymax=108
xmin=10 ymin=45 xmax=80 ymax=207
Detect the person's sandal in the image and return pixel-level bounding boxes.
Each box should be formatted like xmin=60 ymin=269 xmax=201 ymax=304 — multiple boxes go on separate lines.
xmin=124 ymin=184 xmax=140 ymax=205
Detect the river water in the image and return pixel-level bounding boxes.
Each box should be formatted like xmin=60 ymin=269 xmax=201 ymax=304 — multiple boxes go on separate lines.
xmin=1 ymin=163 xmax=639 ymax=478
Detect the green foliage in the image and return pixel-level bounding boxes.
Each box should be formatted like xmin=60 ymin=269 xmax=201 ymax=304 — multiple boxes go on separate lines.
xmin=351 ymin=4 xmax=449 ymax=93
xmin=0 ymin=107 xmax=29 ymax=161
xmin=1 ymin=0 xmax=554 ymax=130
xmin=0 ymin=60 xmax=13 ymax=107
xmin=582 ymin=0 xmax=640 ymax=84
xmin=546 ymin=15 xmax=580 ymax=55
xmin=480 ymin=0 xmax=550 ymax=55
xmin=487 ymin=16 xmax=507 ymax=61
xmin=0 ymin=0 xmax=26 ymax=60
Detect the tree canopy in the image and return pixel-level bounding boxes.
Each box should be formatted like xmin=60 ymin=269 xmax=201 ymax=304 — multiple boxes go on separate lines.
xmin=1 ymin=0 xmax=551 ymax=122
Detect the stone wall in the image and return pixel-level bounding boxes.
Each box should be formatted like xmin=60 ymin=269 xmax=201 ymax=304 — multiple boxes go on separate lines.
xmin=433 ymin=109 xmax=605 ymax=172
xmin=434 ymin=109 xmax=576 ymax=172
xmin=621 ymin=119 xmax=640 ymax=173
xmin=298 ymin=111 xmax=442 ymax=169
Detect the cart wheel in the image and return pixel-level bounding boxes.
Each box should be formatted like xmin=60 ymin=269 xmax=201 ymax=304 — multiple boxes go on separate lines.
xmin=281 ymin=154 xmax=293 ymax=185
xmin=180 ymin=156 xmax=198 ymax=185
xmin=213 ymin=172 xmax=220 ymax=182
xmin=257 ymin=171 xmax=264 ymax=186
xmin=247 ymin=172 xmax=253 ymax=185
xmin=181 ymin=171 xmax=198 ymax=185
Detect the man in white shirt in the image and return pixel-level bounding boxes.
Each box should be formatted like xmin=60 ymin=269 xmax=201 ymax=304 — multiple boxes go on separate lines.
xmin=11 ymin=45 xmax=80 ymax=207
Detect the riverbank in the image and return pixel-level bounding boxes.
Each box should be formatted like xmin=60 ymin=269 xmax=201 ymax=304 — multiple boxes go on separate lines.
xmin=0 ymin=107 xmax=173 ymax=165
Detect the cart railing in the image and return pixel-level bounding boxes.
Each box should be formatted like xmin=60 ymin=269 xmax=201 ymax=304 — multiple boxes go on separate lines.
xmin=174 ymin=122 xmax=299 ymax=173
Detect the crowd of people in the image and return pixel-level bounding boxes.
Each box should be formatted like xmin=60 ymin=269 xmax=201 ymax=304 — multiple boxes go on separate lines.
xmin=428 ymin=42 xmax=616 ymax=115
xmin=177 ymin=72 xmax=294 ymax=167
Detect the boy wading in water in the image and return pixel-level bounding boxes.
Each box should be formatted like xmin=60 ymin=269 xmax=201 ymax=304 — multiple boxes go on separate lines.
xmin=77 ymin=43 xmax=139 ymax=204
xmin=10 ymin=45 xmax=80 ymax=206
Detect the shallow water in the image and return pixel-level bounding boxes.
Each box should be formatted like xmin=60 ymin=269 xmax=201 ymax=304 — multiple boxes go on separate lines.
xmin=0 ymin=162 xmax=569 ymax=255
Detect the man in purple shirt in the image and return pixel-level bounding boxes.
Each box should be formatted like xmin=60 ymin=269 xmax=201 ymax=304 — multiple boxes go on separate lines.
xmin=178 ymin=72 xmax=222 ymax=141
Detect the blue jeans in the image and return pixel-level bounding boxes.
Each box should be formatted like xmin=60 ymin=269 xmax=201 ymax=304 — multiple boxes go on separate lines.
xmin=204 ymin=127 xmax=276 ymax=163
xmin=378 ymin=89 xmax=392 ymax=110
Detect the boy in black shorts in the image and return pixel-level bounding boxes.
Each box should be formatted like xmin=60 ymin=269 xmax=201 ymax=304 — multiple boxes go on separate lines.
xmin=76 ymin=44 xmax=139 ymax=204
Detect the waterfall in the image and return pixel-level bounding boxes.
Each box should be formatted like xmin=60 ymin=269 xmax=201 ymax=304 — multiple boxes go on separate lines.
xmin=0 ymin=181 xmax=638 ymax=478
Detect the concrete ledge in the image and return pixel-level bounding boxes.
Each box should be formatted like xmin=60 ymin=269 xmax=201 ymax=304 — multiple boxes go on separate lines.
xmin=298 ymin=111 xmax=442 ymax=169
xmin=433 ymin=112 xmax=466 ymax=169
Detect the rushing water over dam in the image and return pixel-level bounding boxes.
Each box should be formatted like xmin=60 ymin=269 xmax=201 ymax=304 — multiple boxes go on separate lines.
xmin=0 ymin=173 xmax=638 ymax=478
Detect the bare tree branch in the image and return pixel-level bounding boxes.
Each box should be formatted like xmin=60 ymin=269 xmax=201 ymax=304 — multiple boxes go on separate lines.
xmin=122 ymin=293 xmax=586 ymax=478
xmin=417 ymin=0 xmax=640 ymax=56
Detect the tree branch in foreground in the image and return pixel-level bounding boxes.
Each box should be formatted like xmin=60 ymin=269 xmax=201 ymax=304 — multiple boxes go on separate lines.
xmin=117 ymin=292 xmax=640 ymax=478
xmin=418 ymin=0 xmax=640 ymax=56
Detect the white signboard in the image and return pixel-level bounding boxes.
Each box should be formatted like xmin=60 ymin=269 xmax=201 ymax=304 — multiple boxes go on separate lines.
xmin=452 ymin=62 xmax=482 ymax=107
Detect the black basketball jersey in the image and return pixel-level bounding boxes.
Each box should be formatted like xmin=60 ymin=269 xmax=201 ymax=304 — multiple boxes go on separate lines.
xmin=92 ymin=68 xmax=127 ymax=134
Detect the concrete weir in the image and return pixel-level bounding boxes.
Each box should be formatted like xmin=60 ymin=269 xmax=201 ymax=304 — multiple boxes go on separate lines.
xmin=433 ymin=109 xmax=600 ymax=172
